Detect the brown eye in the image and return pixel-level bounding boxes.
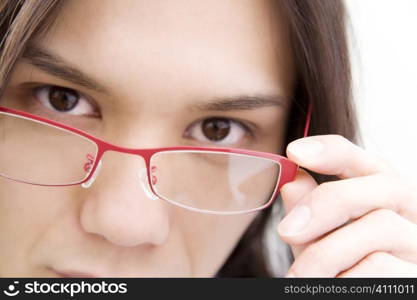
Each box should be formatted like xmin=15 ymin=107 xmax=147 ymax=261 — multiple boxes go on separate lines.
xmin=48 ymin=86 xmax=79 ymax=111
xmin=185 ymin=117 xmax=248 ymax=146
xmin=202 ymin=118 xmax=231 ymax=141
xmin=33 ymin=85 xmax=96 ymax=116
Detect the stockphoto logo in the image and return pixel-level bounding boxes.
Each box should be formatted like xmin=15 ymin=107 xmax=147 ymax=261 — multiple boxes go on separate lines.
xmin=3 ymin=281 xmax=20 ymax=297
xmin=3 ymin=281 xmax=127 ymax=297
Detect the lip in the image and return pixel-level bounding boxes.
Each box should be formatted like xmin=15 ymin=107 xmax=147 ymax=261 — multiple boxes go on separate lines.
xmin=52 ymin=268 xmax=99 ymax=278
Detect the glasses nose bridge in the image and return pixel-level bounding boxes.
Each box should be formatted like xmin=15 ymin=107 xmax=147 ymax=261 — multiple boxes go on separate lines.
xmin=84 ymin=147 xmax=155 ymax=190
xmin=99 ymin=142 xmax=154 ymax=167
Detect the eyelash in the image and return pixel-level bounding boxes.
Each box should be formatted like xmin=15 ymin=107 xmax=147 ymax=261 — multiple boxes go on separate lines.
xmin=184 ymin=117 xmax=254 ymax=137
xmin=22 ymin=83 xmax=255 ymax=145
xmin=31 ymin=84 xmax=100 ymax=117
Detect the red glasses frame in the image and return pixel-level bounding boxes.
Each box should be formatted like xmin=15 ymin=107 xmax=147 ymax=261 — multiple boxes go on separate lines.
xmin=0 ymin=104 xmax=312 ymax=214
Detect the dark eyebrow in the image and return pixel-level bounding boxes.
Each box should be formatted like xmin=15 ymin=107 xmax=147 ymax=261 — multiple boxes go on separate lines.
xmin=21 ymin=46 xmax=287 ymax=112
xmin=22 ymin=46 xmax=108 ymax=94
xmin=190 ymin=94 xmax=287 ymax=112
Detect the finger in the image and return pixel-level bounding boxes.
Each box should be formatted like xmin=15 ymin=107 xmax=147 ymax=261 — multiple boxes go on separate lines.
xmin=277 ymin=173 xmax=417 ymax=244
xmin=286 ymin=209 xmax=417 ymax=277
xmin=279 ymin=168 xmax=318 ymax=257
xmin=280 ymin=168 xmax=318 ymax=212
xmin=338 ymin=252 xmax=417 ymax=277
xmin=286 ymin=135 xmax=396 ymax=179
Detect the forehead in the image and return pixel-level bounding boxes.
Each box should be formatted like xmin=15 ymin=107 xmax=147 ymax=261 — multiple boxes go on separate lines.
xmin=36 ymin=0 xmax=294 ymax=101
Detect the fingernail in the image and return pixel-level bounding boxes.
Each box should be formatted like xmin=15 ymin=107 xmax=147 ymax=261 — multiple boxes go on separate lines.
xmin=288 ymin=139 xmax=323 ymax=158
xmin=285 ymin=272 xmax=296 ymax=278
xmin=278 ymin=205 xmax=311 ymax=236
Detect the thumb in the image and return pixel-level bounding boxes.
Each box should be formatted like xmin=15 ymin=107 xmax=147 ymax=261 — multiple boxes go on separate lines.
xmin=278 ymin=168 xmax=318 ymax=258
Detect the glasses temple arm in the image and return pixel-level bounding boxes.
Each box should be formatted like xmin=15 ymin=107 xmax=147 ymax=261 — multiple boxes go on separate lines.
xmin=303 ymin=101 xmax=313 ymax=138
xmin=288 ymin=102 xmax=313 ymax=176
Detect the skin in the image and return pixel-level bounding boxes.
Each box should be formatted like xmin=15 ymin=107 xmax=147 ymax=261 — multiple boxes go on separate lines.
xmin=0 ymin=0 xmax=294 ymax=277
xmin=1 ymin=0 xmax=416 ymax=278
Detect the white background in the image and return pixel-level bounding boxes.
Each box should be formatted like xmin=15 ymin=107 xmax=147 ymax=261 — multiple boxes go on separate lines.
xmin=346 ymin=0 xmax=417 ymax=183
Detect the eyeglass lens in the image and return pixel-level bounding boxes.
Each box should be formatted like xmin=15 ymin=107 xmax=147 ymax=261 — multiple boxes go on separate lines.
xmin=0 ymin=112 xmax=281 ymax=213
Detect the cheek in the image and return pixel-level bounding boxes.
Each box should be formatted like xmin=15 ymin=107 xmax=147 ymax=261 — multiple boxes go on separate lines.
xmin=0 ymin=180 xmax=74 ymax=275
xmin=0 ymin=177 xmax=257 ymax=277
xmin=175 ymin=208 xmax=258 ymax=276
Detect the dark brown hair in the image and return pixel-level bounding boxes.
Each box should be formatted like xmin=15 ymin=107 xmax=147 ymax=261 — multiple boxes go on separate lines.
xmin=0 ymin=0 xmax=359 ymax=277
xmin=219 ymin=0 xmax=359 ymax=276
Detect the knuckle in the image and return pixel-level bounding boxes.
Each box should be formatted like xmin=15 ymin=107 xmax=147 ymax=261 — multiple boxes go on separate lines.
xmin=361 ymin=251 xmax=390 ymax=268
xmin=368 ymin=208 xmax=399 ymax=221
xmin=364 ymin=208 xmax=410 ymax=236
xmin=365 ymin=209 xmax=400 ymax=229
xmin=339 ymin=252 xmax=392 ymax=277
xmin=396 ymin=176 xmax=417 ymax=204
xmin=371 ymin=173 xmax=416 ymax=214
xmin=375 ymin=174 xmax=402 ymax=210
xmin=375 ymin=157 xmax=396 ymax=174
xmin=364 ymin=153 xmax=397 ymax=175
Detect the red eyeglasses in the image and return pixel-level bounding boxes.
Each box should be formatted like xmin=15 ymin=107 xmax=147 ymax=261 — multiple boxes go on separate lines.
xmin=0 ymin=103 xmax=311 ymax=215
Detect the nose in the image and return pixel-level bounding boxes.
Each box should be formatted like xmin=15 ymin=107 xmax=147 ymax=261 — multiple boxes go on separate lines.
xmin=79 ymin=151 xmax=171 ymax=247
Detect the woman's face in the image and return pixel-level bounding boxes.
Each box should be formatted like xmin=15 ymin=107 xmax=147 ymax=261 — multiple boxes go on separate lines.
xmin=0 ymin=0 xmax=294 ymax=277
